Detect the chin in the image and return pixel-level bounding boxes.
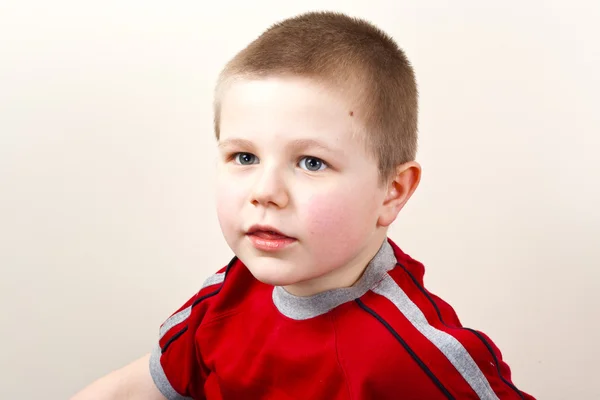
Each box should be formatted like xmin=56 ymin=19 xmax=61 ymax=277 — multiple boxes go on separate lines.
xmin=248 ymin=268 xmax=297 ymax=287
xmin=243 ymin=258 xmax=304 ymax=287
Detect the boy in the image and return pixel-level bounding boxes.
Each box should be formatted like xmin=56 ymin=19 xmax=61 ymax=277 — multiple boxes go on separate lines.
xmin=73 ymin=11 xmax=534 ymax=400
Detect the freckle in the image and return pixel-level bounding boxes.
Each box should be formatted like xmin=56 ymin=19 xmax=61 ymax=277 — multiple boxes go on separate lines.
xmin=349 ymin=111 xmax=354 ymax=116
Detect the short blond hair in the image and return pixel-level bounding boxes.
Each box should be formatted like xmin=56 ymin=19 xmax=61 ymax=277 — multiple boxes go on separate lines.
xmin=214 ymin=11 xmax=418 ymax=182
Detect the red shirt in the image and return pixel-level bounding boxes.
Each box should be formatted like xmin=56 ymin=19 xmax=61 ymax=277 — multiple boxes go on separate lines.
xmin=150 ymin=239 xmax=534 ymax=399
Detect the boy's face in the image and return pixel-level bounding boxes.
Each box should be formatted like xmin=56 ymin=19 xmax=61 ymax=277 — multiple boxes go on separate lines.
xmin=216 ymin=76 xmax=391 ymax=296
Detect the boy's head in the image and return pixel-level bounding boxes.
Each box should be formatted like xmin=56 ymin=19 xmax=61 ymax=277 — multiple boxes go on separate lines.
xmin=214 ymin=11 xmax=418 ymax=183
xmin=213 ymin=11 xmax=421 ymax=296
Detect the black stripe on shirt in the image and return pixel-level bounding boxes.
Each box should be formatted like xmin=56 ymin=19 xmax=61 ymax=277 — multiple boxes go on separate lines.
xmin=395 ymin=261 xmax=526 ymax=400
xmin=161 ymin=326 xmax=188 ymax=354
xmin=355 ymin=298 xmax=455 ymax=400
xmin=161 ymin=256 xmax=238 ymax=354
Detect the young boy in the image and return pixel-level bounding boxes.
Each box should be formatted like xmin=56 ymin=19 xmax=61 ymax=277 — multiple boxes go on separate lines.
xmin=73 ymin=11 xmax=534 ymax=400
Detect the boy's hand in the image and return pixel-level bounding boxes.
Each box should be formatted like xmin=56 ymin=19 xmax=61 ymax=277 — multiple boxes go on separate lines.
xmin=70 ymin=353 xmax=166 ymax=400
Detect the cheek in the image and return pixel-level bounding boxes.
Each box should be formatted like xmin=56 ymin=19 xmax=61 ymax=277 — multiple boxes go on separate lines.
xmin=300 ymin=191 xmax=376 ymax=265
xmin=215 ymin=175 xmax=247 ymax=227
xmin=302 ymin=184 xmax=380 ymax=240
xmin=304 ymin=199 xmax=346 ymax=236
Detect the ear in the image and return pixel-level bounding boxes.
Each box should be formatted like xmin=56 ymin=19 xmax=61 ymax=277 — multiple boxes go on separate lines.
xmin=377 ymin=161 xmax=422 ymax=227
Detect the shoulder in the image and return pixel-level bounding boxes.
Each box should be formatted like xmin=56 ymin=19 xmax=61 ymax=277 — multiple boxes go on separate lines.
xmin=159 ymin=256 xmax=257 ymax=340
xmin=359 ymin=239 xmax=532 ymax=399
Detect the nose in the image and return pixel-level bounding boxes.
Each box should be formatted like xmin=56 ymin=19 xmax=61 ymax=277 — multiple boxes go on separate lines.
xmin=250 ymin=164 xmax=290 ymax=209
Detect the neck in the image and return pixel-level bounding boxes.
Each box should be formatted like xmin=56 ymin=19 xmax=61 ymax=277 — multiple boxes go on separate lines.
xmin=273 ymin=237 xmax=397 ymax=320
xmin=283 ymin=234 xmax=388 ymax=297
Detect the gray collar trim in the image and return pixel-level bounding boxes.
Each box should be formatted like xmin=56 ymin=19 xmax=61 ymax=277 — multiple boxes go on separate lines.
xmin=272 ymin=240 xmax=397 ymax=320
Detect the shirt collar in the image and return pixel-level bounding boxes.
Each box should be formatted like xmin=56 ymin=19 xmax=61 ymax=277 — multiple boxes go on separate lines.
xmin=272 ymin=239 xmax=397 ymax=320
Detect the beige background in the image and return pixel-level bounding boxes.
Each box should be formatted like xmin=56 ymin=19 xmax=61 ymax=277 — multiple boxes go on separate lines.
xmin=1 ymin=0 xmax=599 ymax=399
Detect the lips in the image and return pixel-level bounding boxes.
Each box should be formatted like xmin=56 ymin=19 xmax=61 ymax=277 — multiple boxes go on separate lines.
xmin=251 ymin=231 xmax=290 ymax=240
xmin=246 ymin=225 xmax=293 ymax=239
xmin=246 ymin=225 xmax=296 ymax=251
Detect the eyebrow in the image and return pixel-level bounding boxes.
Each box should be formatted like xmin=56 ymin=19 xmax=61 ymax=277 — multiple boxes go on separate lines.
xmin=287 ymin=138 xmax=338 ymax=154
xmin=217 ymin=138 xmax=254 ymax=150
xmin=217 ymin=138 xmax=339 ymax=154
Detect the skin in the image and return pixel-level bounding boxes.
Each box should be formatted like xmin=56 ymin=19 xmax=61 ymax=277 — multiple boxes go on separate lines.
xmin=216 ymin=75 xmax=421 ymax=297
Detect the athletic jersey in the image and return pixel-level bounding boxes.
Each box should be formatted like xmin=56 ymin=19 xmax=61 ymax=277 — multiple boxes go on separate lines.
xmin=149 ymin=238 xmax=534 ymax=399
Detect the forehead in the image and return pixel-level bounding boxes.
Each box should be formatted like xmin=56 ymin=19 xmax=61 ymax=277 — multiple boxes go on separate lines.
xmin=219 ymin=76 xmax=364 ymax=148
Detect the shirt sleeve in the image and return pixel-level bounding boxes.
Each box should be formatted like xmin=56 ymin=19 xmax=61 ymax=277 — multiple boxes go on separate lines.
xmin=149 ymin=269 xmax=227 ymax=400
xmin=429 ymin=292 xmax=536 ymax=400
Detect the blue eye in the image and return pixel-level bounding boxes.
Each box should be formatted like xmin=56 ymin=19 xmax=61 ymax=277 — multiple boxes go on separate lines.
xmin=299 ymin=156 xmax=327 ymax=172
xmin=234 ymin=153 xmax=258 ymax=165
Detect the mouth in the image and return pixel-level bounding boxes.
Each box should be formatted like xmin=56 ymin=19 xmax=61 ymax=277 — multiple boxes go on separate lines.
xmin=246 ymin=225 xmax=293 ymax=238
xmin=246 ymin=225 xmax=297 ymax=251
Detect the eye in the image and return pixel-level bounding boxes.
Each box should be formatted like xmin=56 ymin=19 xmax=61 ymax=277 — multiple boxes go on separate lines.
xmin=233 ymin=152 xmax=259 ymax=165
xmin=299 ymin=156 xmax=327 ymax=172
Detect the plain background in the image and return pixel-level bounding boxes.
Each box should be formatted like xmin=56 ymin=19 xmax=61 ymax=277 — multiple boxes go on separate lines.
xmin=1 ymin=0 xmax=598 ymax=399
